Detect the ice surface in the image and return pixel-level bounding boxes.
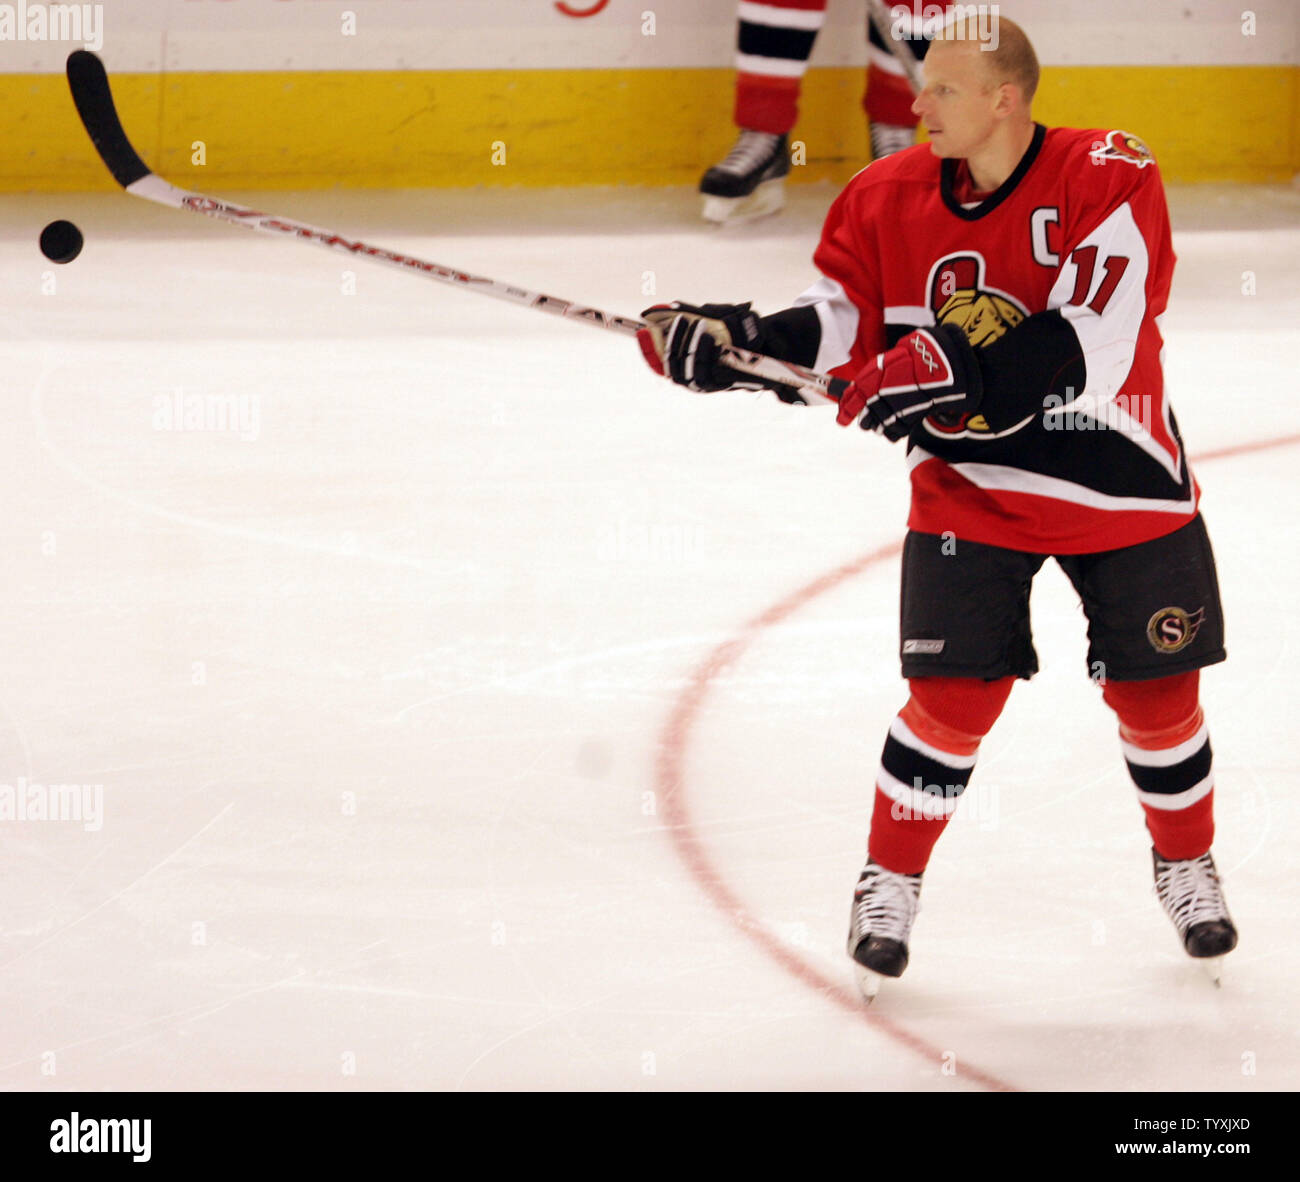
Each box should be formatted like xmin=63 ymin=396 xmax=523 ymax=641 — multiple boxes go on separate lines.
xmin=1 ymin=181 xmax=1298 ymax=1090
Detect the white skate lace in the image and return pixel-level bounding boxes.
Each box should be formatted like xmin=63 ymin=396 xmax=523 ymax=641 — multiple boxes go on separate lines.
xmin=716 ymin=131 xmax=781 ymax=177
xmin=1154 ymin=853 xmax=1228 ymax=936
xmin=869 ymin=122 xmax=916 ymax=160
xmin=852 ymin=865 xmax=920 ymax=943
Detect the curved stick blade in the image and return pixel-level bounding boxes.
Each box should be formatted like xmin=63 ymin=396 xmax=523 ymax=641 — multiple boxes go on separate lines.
xmin=66 ymin=49 xmax=152 ymax=188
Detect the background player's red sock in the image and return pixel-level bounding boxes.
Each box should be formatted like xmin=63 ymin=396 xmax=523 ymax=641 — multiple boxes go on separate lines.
xmin=733 ymin=0 xmax=827 ymax=134
xmin=1103 ymin=672 xmax=1215 ymax=860
xmin=863 ymin=63 xmax=919 ymax=128
xmin=868 ymin=676 xmax=1013 ymax=874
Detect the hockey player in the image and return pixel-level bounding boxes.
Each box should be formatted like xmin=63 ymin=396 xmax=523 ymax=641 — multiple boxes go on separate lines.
xmin=700 ymin=1 xmax=947 ymax=223
xmin=642 ymin=14 xmax=1238 ymax=997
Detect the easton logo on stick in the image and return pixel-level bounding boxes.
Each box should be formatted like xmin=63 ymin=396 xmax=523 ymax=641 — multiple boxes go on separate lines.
xmin=182 ymin=196 xmax=259 ymax=218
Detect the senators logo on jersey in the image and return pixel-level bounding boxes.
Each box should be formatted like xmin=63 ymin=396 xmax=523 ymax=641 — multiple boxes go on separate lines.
xmin=1089 ymin=129 xmax=1156 ymax=169
xmin=924 ymin=254 xmax=1030 ymax=438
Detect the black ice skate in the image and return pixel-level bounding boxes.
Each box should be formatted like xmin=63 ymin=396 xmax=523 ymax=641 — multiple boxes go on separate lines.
xmin=1152 ymin=848 xmax=1238 ymax=985
xmin=846 ymin=858 xmax=922 ymax=1002
xmin=699 ymin=131 xmax=790 ymax=224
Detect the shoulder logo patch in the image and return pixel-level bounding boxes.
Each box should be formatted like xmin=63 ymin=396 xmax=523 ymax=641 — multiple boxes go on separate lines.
xmin=1089 ymin=130 xmax=1155 ymax=169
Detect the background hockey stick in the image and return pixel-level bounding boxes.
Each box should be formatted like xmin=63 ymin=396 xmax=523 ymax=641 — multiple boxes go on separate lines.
xmin=65 ymin=50 xmax=845 ymax=407
xmin=865 ymin=0 xmax=924 ymax=96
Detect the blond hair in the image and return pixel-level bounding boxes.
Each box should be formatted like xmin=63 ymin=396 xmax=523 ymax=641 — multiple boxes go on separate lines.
xmin=933 ymin=11 xmax=1040 ymax=104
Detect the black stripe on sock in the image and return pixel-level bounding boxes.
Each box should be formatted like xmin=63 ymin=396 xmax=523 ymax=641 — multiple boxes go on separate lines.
xmin=1126 ymin=738 xmax=1213 ymax=797
xmin=738 ymin=23 xmax=818 ymax=63
xmin=881 ymin=734 xmax=970 ymax=799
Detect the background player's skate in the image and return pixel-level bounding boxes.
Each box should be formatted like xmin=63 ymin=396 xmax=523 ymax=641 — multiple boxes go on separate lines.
xmin=699 ymin=131 xmax=790 ymax=224
xmin=870 ymin=122 xmax=918 ymax=160
xmin=700 ymin=1 xmax=937 ymax=224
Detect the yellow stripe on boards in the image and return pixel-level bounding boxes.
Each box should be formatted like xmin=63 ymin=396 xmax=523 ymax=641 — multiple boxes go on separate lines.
xmin=5 ymin=65 xmax=1298 ymax=193
xmin=1033 ymin=66 xmax=1299 ymax=184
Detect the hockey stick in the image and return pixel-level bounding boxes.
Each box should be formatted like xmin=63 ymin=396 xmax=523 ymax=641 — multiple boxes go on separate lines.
xmin=865 ymin=0 xmax=924 ymax=96
xmin=65 ymin=50 xmax=845 ymax=406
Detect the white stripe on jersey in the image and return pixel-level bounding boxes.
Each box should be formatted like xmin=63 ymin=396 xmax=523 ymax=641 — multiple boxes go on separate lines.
xmin=737 ymin=1 xmax=826 ymax=31
xmin=1049 ymin=202 xmax=1146 ymax=399
xmin=792 ymin=274 xmax=859 ymax=373
xmin=907 ymin=447 xmax=1198 ymax=514
xmin=884 ymin=305 xmax=935 ymax=327
xmin=1047 ymin=201 xmax=1183 ymax=483
xmin=735 ymin=52 xmax=808 ymax=78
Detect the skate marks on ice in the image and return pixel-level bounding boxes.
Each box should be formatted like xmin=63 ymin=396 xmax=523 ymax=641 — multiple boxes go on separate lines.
xmin=4 ymin=187 xmax=1300 ymax=1089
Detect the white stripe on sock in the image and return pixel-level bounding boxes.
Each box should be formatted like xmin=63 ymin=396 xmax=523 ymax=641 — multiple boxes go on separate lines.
xmin=737 ymin=1 xmax=826 ymax=31
xmin=735 ymin=52 xmax=809 ymax=79
xmin=889 ymin=714 xmax=977 ymax=770
xmin=877 ymin=770 xmax=962 ymax=818
xmin=868 ymin=44 xmax=907 ymax=75
xmin=1122 ymin=723 xmax=1209 ymax=768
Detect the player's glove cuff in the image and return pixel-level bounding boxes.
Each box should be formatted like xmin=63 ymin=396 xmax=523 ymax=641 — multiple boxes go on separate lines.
xmin=638 ymin=301 xmax=776 ymax=393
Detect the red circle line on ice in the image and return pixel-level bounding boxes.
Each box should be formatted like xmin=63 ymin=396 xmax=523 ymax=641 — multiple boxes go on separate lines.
xmin=554 ymin=0 xmax=610 ymax=16
xmin=654 ymin=430 xmax=1300 ymax=1091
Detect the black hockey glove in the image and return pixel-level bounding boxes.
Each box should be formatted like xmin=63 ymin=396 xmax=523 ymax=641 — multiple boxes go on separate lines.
xmin=638 ymin=301 xmax=801 ymax=399
xmin=835 ymin=324 xmax=982 ymax=441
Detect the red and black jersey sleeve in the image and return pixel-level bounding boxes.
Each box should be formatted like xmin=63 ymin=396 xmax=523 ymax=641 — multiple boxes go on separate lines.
xmin=967 ymin=131 xmax=1174 ymax=435
xmin=1043 ymin=131 xmax=1175 ymax=436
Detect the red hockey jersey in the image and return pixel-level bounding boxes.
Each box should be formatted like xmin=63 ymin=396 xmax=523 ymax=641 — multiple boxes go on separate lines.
xmin=793 ymin=124 xmax=1195 ymax=555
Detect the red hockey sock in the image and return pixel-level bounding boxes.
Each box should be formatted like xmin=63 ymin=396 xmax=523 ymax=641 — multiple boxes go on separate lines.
xmin=867 ymin=677 xmax=1013 ymax=874
xmin=863 ymin=63 xmax=920 ymax=127
xmin=732 ymin=0 xmax=828 ymax=134
xmin=734 ymin=76 xmax=802 ymax=136
xmin=1103 ymin=672 xmax=1215 ymax=860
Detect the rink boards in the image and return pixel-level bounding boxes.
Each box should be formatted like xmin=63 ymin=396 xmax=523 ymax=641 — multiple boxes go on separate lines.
xmin=3 ymin=0 xmax=1299 ymax=189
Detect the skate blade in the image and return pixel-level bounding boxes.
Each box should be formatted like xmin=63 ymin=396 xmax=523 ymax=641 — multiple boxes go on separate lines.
xmin=853 ymin=963 xmax=884 ymax=1005
xmin=701 ymin=179 xmax=786 ymax=225
xmin=1199 ymin=956 xmax=1226 ymax=987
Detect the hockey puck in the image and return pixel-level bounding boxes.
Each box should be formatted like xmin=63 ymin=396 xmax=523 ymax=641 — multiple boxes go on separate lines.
xmin=39 ymin=219 xmax=84 ymax=264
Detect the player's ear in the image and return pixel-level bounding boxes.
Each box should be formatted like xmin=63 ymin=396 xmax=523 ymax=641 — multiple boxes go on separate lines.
xmin=992 ymin=80 xmax=1017 ymax=119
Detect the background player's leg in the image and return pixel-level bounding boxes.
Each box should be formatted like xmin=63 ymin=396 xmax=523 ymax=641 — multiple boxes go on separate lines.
xmin=862 ymin=1 xmax=945 ymax=158
xmin=733 ymin=0 xmax=826 ymax=134
xmin=1102 ymin=672 xmax=1238 ymax=968
xmin=701 ymin=0 xmax=828 ymax=222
